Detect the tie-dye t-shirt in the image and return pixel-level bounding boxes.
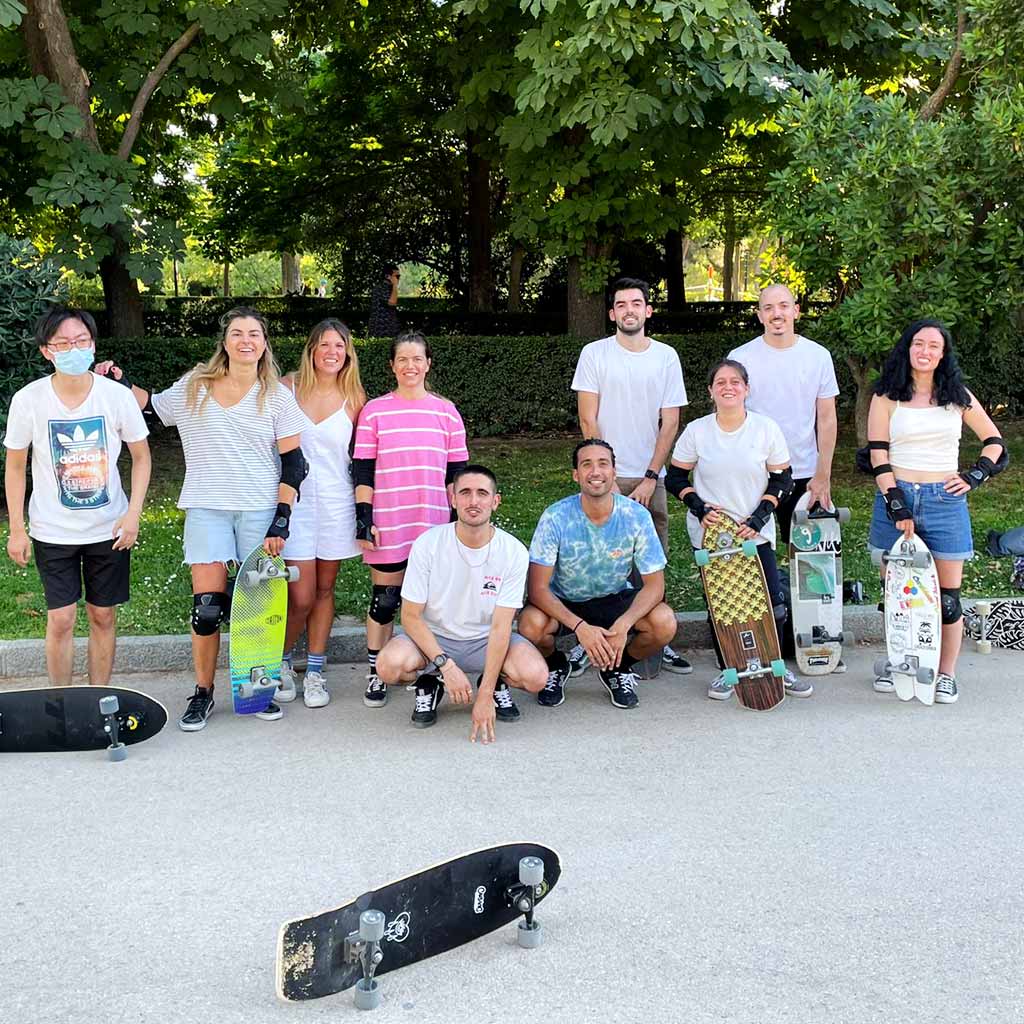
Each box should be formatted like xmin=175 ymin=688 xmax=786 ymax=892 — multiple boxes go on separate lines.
xmin=528 ymin=493 xmax=666 ymax=602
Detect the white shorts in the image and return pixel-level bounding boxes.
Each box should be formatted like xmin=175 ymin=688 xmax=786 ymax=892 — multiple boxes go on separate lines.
xmin=282 ymin=493 xmax=360 ymax=562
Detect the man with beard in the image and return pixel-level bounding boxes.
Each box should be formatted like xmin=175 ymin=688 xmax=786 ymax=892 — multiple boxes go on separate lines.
xmin=518 ymin=440 xmax=678 ymax=710
xmin=570 ymin=277 xmax=691 ymax=676
xmin=374 ymin=464 xmax=547 ymax=742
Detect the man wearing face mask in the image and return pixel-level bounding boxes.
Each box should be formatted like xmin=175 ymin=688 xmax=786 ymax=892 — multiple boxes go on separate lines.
xmin=3 ymin=307 xmax=151 ymax=686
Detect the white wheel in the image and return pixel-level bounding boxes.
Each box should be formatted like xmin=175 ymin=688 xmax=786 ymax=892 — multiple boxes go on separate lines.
xmin=286 ymin=566 xmax=300 ymax=582
xmin=519 ymin=856 xmax=544 ymax=887
xmin=974 ymin=602 xmax=991 ymax=617
xmin=359 ymin=909 xmax=385 ymax=942
xmin=978 ymin=640 xmax=992 ymax=655
xmin=245 ymin=570 xmax=260 ymax=587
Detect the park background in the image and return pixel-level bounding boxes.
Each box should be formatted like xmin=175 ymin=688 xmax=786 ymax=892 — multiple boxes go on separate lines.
xmin=1 ymin=0 xmax=1022 ymax=638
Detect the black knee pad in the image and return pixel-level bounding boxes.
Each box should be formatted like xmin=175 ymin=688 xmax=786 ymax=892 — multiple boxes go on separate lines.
xmin=772 ymin=602 xmax=787 ymax=623
xmin=192 ymin=592 xmax=229 ymax=635
xmin=368 ymin=584 xmax=402 ymax=625
xmin=940 ymin=587 xmax=963 ymax=625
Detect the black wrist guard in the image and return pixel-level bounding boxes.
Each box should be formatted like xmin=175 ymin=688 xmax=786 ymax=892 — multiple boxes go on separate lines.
xmin=265 ymin=502 xmax=292 ymax=541
xmin=959 ymin=456 xmax=996 ymax=491
xmin=355 ymin=502 xmax=374 ymax=541
xmin=116 ymin=373 xmax=133 ymax=389
xmin=682 ymin=491 xmax=709 ymax=521
xmin=745 ymin=498 xmax=775 ymax=534
xmin=884 ymin=487 xmax=912 ymax=524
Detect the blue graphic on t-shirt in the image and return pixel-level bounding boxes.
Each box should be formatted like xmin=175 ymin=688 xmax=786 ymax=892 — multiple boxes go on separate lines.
xmin=529 ymin=494 xmax=666 ymax=602
xmin=48 ymin=416 xmax=111 ymax=510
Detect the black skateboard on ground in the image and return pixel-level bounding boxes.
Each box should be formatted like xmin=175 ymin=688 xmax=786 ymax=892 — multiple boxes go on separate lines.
xmin=0 ymin=685 xmax=167 ymax=760
xmin=277 ymin=842 xmax=560 ymax=1009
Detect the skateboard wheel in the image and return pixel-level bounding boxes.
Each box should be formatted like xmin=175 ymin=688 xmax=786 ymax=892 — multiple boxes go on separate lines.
xmin=359 ymin=909 xmax=386 ymax=942
xmin=837 ymin=507 xmax=851 ymax=524
xmin=245 ymin=570 xmax=260 ymax=587
xmin=871 ymin=550 xmax=884 ymax=567
xmin=519 ymin=855 xmax=544 ymax=887
xmin=108 ymin=743 xmax=127 ymax=762
xmin=916 ymin=666 xmax=934 ymax=685
xmin=518 ymin=920 xmax=543 ymax=949
xmin=239 ymin=683 xmax=254 ymax=699
xmin=978 ymin=640 xmax=992 ymax=654
xmin=722 ymin=668 xmax=739 ymax=687
xmin=911 ymin=550 xmax=931 ymax=569
xmin=770 ymin=659 xmax=786 ymax=678
xmin=286 ymin=566 xmax=300 ymax=582
xmin=837 ymin=631 xmax=850 ymax=646
xmin=795 ymin=632 xmax=812 ymax=649
xmin=741 ymin=540 xmax=757 ymax=558
xmin=792 ymin=509 xmax=809 ymax=526
xmin=974 ymin=602 xmax=991 ymax=617
xmin=873 ymin=657 xmax=889 ymax=678
xmin=99 ymin=695 xmax=119 ymax=715
xmin=694 ymin=549 xmax=710 ymax=567
xmin=353 ymin=978 xmax=381 ymax=1010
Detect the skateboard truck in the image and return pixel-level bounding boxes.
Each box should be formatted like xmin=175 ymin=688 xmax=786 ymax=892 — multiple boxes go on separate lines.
xmin=245 ymin=559 xmax=300 ymax=587
xmin=99 ymin=694 xmax=127 ymax=762
xmin=796 ymin=626 xmax=850 ymax=647
xmin=344 ymin=909 xmax=385 ymax=1010
xmin=239 ymin=666 xmax=272 ymax=700
xmin=506 ymin=855 xmax=545 ymax=949
xmin=873 ymin=654 xmax=934 ymax=685
xmin=973 ymin=602 xmax=992 ymax=655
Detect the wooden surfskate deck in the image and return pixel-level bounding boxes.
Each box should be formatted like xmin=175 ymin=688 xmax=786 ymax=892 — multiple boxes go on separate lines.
xmin=0 ymin=685 xmax=166 ymax=755
xmin=228 ymin=546 xmax=297 ymax=715
xmin=876 ymin=535 xmax=941 ymax=704
xmin=277 ymin=842 xmax=560 ymax=1003
xmin=790 ymin=494 xmax=850 ymax=676
xmin=696 ymin=511 xmax=786 ymax=710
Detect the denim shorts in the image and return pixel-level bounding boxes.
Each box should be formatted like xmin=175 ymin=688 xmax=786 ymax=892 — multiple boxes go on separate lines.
xmin=182 ymin=507 xmax=276 ymax=566
xmin=868 ymin=480 xmax=973 ymax=561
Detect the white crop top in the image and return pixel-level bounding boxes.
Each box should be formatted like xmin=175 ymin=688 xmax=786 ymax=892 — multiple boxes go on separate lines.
xmin=888 ymin=402 xmax=962 ymax=473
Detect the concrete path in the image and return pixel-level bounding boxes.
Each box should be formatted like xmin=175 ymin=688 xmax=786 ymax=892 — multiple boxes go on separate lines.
xmin=2 ymin=643 xmax=1022 ymax=1023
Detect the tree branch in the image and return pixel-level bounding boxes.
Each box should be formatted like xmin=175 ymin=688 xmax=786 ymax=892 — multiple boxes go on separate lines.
xmin=117 ymin=21 xmax=201 ymax=161
xmin=919 ymin=6 xmax=967 ymax=122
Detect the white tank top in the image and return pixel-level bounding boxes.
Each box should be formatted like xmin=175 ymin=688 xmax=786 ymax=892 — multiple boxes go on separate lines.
xmin=296 ymin=400 xmax=355 ymax=504
xmin=888 ymin=402 xmax=962 ymax=473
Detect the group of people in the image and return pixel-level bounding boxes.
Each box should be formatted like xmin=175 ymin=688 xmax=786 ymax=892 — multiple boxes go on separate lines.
xmin=3 ymin=277 xmax=1007 ymax=741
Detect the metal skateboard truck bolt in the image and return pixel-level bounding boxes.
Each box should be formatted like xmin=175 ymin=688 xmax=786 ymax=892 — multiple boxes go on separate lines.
xmin=506 ymin=855 xmax=546 ymax=949
xmin=344 ymin=909 xmax=385 ymax=1010
xmin=99 ymin=694 xmax=127 ymax=762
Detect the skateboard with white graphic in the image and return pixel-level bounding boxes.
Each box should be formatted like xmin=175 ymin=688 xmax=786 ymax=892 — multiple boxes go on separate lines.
xmin=874 ymin=534 xmax=941 ymax=704
xmin=277 ymin=842 xmax=560 ymax=1008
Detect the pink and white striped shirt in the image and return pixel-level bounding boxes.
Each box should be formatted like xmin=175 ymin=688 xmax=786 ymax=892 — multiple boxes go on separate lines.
xmin=353 ymin=392 xmax=468 ymax=565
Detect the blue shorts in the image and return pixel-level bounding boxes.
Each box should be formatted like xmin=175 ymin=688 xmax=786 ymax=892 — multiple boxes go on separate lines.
xmin=182 ymin=508 xmax=276 ymax=566
xmin=868 ymin=480 xmax=973 ymax=562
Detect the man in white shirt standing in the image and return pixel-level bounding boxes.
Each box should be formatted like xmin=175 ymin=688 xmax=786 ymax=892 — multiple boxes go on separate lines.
xmin=571 ymin=277 xmax=691 ymax=676
xmin=375 ymin=464 xmax=547 ymax=743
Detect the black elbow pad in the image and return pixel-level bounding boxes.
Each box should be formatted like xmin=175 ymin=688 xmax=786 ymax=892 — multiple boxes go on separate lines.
xmin=665 ymin=464 xmax=691 ymax=500
xmin=351 ymin=458 xmax=376 ymax=488
xmin=280 ymin=447 xmax=310 ymax=497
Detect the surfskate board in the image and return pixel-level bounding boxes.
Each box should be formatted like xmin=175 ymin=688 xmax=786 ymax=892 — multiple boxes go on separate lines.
xmin=963 ymin=598 xmax=1024 ymax=652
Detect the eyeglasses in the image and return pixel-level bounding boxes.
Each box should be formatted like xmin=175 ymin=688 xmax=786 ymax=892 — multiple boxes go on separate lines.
xmin=47 ymin=338 xmax=95 ymax=353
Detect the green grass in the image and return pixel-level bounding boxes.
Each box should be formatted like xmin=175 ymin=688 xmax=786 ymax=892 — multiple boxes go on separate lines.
xmin=3 ymin=427 xmax=1024 ymax=640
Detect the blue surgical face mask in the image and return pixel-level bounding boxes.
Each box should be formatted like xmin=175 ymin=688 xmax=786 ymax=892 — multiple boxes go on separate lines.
xmin=52 ymin=346 xmax=95 ymax=376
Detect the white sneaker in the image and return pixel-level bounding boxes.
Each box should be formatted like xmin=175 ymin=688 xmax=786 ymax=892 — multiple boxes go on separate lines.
xmin=303 ymin=670 xmax=330 ymax=708
xmin=276 ymin=662 xmax=297 ymax=703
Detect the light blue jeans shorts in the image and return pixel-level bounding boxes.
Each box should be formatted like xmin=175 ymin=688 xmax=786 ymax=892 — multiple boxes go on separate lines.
xmin=183 ymin=508 xmax=276 ymax=566
xmin=868 ymin=480 xmax=974 ymax=561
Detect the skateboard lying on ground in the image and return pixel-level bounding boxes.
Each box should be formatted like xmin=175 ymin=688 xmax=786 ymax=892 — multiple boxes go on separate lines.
xmin=229 ymin=545 xmax=298 ymax=715
xmin=963 ymin=599 xmax=1024 ymax=652
xmin=0 ymin=685 xmax=167 ymax=760
xmin=695 ymin=510 xmax=786 ymax=710
xmin=874 ymin=534 xmax=941 ymax=704
xmin=790 ymin=493 xmax=851 ymax=675
xmin=277 ymin=842 xmax=560 ymax=1009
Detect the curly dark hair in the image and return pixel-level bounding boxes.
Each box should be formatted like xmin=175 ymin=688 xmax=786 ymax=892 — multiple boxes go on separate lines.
xmin=873 ymin=319 xmax=971 ymax=408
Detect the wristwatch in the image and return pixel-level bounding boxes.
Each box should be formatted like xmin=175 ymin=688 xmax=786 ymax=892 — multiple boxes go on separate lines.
xmin=432 ymin=653 xmax=450 ymax=671
xmin=644 ymin=470 xmax=659 ymax=481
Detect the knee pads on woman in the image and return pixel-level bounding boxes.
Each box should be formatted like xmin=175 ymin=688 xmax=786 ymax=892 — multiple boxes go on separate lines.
xmin=940 ymin=587 xmax=962 ymax=625
xmin=192 ymin=592 xmax=229 ymax=635
xmin=369 ymin=584 xmax=402 ymax=625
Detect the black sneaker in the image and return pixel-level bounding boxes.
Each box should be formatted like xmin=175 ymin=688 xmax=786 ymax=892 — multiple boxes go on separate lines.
xmin=479 ymin=676 xmax=520 ymax=722
xmin=567 ymin=642 xmax=589 ymax=677
xmin=411 ymin=676 xmax=445 ymax=728
xmin=179 ymin=686 xmax=214 ymax=732
xmin=661 ymin=645 xmax=693 ymax=674
xmin=538 ymin=661 xmax=569 ymax=707
xmin=599 ymin=668 xmax=639 ymax=709
xmin=254 ymin=701 xmax=283 ymax=721
xmin=363 ymin=672 xmax=388 ymax=708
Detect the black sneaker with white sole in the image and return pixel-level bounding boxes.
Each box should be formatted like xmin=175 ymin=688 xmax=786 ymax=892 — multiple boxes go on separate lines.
xmin=567 ymin=643 xmax=589 ymax=677
xmin=478 ymin=676 xmax=520 ymax=722
xmin=661 ymin=645 xmax=693 ymax=674
xmin=935 ymin=672 xmax=959 ymax=704
xmin=411 ymin=676 xmax=445 ymax=728
xmin=599 ymin=668 xmax=639 ymax=709
xmin=363 ymin=672 xmax=388 ymax=707
xmin=538 ymin=659 xmax=569 ymax=707
xmin=179 ymin=686 xmax=214 ymax=731
xmin=255 ymin=701 xmax=283 ymax=721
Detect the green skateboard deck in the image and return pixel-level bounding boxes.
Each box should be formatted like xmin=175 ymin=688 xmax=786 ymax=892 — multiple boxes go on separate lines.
xmin=228 ymin=545 xmax=297 ymax=715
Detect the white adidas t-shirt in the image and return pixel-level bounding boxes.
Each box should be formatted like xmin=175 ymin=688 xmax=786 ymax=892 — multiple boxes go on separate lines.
xmin=672 ymin=411 xmax=790 ymax=548
xmin=3 ymin=374 xmax=148 ymax=544
xmin=401 ymin=523 xmax=528 ymax=641
xmin=727 ymin=335 xmax=839 ymax=478
xmin=572 ymin=335 xmax=688 ymax=477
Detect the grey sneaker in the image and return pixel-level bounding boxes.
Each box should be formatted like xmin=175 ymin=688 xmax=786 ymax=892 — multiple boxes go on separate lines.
xmin=873 ymin=669 xmax=895 ymax=693
xmin=567 ymin=643 xmax=589 ymax=678
xmin=708 ymin=672 xmax=734 ymax=701
xmin=275 ymin=661 xmax=297 ymax=703
xmin=661 ymin=645 xmax=693 ymax=674
xmin=255 ymin=701 xmax=283 ymax=721
xmin=935 ymin=673 xmax=959 ymax=704
xmin=832 ymin=658 xmax=847 ymax=675
xmin=302 ymin=670 xmax=330 ymax=708
xmin=784 ymin=670 xmax=813 ymax=697
xmin=363 ymin=672 xmax=388 ymax=707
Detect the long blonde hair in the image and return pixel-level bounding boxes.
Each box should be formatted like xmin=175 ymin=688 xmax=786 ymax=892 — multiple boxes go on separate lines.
xmin=294 ymin=318 xmax=366 ymax=416
xmin=186 ymin=307 xmax=280 ymax=413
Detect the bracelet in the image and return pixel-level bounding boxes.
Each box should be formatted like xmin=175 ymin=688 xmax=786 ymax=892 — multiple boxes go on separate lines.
xmin=573 ymin=618 xmax=584 ymax=633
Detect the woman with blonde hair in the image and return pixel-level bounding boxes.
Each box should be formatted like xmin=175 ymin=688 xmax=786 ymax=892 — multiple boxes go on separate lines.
xmin=275 ymin=318 xmax=367 ymax=709
xmin=105 ymin=307 xmax=307 ymax=731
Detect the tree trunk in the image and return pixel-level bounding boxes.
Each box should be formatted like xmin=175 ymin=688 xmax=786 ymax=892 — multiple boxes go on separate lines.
xmin=466 ymin=131 xmax=494 ymax=313
xmin=665 ymin=228 xmax=686 ymax=310
xmin=567 ymin=240 xmax=613 ymax=339
xmin=722 ymin=199 xmax=736 ymax=301
xmin=281 ymin=252 xmax=301 ymax=294
xmin=100 ymin=229 xmax=144 ymax=337
xmin=508 ymin=242 xmax=526 ymax=313
xmin=172 ymin=259 xmax=179 ymax=298
xmin=223 ymin=261 xmax=230 ymax=297
xmin=847 ymin=355 xmax=874 ymax=443
xmin=732 ymin=242 xmax=742 ymax=300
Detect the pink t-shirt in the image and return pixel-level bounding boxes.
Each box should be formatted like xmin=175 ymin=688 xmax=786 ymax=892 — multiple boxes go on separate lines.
xmin=353 ymin=392 xmax=469 ymax=565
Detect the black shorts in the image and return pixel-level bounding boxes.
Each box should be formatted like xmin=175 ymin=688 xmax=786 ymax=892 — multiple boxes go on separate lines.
xmin=559 ymin=589 xmax=638 ymax=632
xmin=32 ymin=538 xmax=130 ymax=611
xmin=372 ymin=559 xmax=408 ymax=574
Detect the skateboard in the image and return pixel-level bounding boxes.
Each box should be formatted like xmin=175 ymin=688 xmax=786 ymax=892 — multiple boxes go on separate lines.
xmin=789 ymin=493 xmax=851 ymax=675
xmin=695 ymin=510 xmax=786 ymax=710
xmin=0 ymin=685 xmax=166 ymax=760
xmin=229 ymin=545 xmax=298 ymax=715
xmin=964 ymin=599 xmax=1024 ymax=652
xmin=874 ymin=534 xmax=941 ymax=704
xmin=277 ymin=842 xmax=560 ymax=1009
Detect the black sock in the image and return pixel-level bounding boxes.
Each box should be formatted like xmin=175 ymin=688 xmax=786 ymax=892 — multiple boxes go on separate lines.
xmin=618 ymin=649 xmax=638 ymax=673
xmin=545 ymin=650 xmax=568 ymax=672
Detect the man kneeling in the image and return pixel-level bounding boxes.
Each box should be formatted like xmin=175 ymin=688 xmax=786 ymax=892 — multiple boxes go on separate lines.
xmin=519 ymin=439 xmax=678 ymax=709
xmin=376 ymin=465 xmax=547 ymax=742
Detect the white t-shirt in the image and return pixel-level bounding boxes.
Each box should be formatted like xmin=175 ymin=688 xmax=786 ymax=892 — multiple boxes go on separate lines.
xmin=3 ymin=374 xmax=148 ymax=544
xmin=571 ymin=335 xmax=688 ymax=477
xmin=672 ymin=411 xmax=790 ymax=548
xmin=401 ymin=523 xmax=529 ymax=641
xmin=152 ymin=375 xmax=306 ymax=511
xmin=727 ymin=335 xmax=839 ymax=478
